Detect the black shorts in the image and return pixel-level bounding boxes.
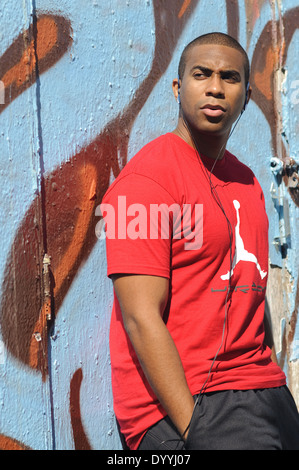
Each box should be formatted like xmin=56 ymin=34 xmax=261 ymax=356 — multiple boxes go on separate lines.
xmin=138 ymin=386 xmax=299 ymax=450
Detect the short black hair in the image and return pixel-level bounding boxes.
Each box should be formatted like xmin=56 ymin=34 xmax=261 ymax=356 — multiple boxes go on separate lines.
xmin=178 ymin=32 xmax=250 ymax=87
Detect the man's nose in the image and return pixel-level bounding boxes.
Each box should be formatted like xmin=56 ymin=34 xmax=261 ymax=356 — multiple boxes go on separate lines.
xmin=205 ymin=73 xmax=224 ymax=97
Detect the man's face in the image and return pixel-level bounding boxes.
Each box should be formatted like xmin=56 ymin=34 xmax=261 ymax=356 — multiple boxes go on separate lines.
xmin=177 ymin=44 xmax=248 ymax=136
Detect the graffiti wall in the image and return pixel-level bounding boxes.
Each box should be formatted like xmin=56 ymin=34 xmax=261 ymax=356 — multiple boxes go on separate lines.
xmin=0 ymin=0 xmax=298 ymax=450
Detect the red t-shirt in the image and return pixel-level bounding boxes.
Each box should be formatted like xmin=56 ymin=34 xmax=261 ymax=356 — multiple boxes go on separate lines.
xmin=101 ymin=133 xmax=286 ymax=450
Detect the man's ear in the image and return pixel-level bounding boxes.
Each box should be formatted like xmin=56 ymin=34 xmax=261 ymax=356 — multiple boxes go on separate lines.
xmin=172 ymin=77 xmax=180 ymax=104
xmin=244 ymin=85 xmax=252 ymax=110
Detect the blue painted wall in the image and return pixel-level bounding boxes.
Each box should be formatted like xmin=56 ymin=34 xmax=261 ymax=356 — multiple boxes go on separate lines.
xmin=0 ymin=0 xmax=298 ymax=450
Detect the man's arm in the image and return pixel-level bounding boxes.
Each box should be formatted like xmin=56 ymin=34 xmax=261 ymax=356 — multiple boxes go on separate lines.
xmin=112 ymin=273 xmax=195 ymax=440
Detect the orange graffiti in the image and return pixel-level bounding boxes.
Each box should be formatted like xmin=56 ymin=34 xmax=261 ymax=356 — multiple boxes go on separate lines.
xmin=0 ymin=1 xmax=199 ymax=375
xmin=178 ymin=0 xmax=192 ymax=18
xmin=28 ymin=163 xmax=97 ymax=372
xmin=254 ymin=39 xmax=286 ymax=101
xmin=0 ymin=434 xmax=31 ymax=450
xmin=2 ymin=17 xmax=58 ymax=91
xmin=52 ymin=164 xmax=97 ymax=297
xmin=254 ymin=47 xmax=276 ymax=100
xmin=245 ymin=0 xmax=268 ymax=46
xmin=70 ymin=368 xmax=91 ymax=450
xmin=0 ymin=14 xmax=72 ymax=115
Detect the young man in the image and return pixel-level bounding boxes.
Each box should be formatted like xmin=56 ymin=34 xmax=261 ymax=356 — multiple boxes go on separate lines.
xmin=101 ymin=33 xmax=299 ymax=450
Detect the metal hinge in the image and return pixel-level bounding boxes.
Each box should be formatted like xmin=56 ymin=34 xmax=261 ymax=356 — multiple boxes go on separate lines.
xmin=270 ymin=156 xmax=299 ymax=188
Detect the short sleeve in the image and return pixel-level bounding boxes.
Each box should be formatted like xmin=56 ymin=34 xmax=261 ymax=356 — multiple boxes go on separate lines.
xmin=100 ymin=173 xmax=179 ymax=279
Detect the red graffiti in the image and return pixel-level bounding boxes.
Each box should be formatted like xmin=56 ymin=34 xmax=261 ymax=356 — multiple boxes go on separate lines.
xmin=70 ymin=368 xmax=91 ymax=450
xmin=0 ymin=14 xmax=72 ymax=113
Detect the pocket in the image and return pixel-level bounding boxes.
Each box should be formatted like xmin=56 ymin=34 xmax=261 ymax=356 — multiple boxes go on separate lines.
xmin=139 ymin=415 xmax=186 ymax=450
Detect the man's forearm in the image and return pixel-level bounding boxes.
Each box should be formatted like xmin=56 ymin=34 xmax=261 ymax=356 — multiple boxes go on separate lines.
xmin=125 ymin=312 xmax=195 ymax=439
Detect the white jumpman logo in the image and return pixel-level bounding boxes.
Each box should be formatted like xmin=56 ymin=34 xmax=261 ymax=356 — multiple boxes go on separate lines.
xmin=221 ymin=200 xmax=267 ymax=281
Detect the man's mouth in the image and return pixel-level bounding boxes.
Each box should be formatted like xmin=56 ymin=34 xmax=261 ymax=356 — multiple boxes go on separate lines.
xmin=201 ymin=104 xmax=226 ymax=118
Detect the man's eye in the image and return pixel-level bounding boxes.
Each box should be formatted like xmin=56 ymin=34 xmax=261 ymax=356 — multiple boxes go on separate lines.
xmin=222 ymin=74 xmax=239 ymax=83
xmin=194 ymin=73 xmax=206 ymax=79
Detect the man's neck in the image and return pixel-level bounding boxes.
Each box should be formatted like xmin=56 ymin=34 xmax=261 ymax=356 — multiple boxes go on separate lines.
xmin=172 ymin=118 xmax=229 ymax=160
